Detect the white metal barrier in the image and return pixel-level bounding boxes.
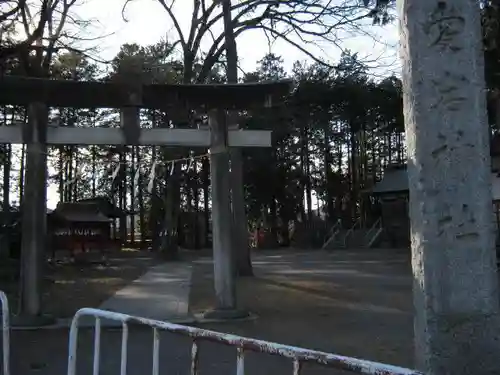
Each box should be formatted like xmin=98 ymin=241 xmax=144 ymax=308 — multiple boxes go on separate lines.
xmin=68 ymin=308 xmax=423 ymax=375
xmin=0 ymin=291 xmax=9 ymax=375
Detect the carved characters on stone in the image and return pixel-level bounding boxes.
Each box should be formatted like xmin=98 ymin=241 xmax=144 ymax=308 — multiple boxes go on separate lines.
xmin=423 ymin=3 xmax=469 ymax=113
xmin=424 ymin=1 xmax=465 ymax=53
xmin=429 ymin=72 xmax=469 ymax=112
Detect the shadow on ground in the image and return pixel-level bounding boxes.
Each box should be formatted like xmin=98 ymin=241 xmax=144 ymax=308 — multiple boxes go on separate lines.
xmin=4 ymin=248 xmax=416 ymax=375
xmin=189 ymin=248 xmax=415 ymax=370
xmin=1 ymin=249 xmax=162 ymax=318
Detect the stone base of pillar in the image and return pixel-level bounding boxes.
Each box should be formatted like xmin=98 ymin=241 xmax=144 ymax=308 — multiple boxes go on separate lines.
xmin=202 ymin=308 xmax=250 ymax=321
xmin=11 ymin=314 xmax=55 ymax=328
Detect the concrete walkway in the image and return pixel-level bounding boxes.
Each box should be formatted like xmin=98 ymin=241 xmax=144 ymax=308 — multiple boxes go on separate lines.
xmin=11 ymin=261 xmax=195 ymax=330
xmin=83 ymin=261 xmax=194 ymax=327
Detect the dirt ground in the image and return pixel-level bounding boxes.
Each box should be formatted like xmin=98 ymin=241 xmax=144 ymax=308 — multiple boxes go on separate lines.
xmin=5 ymin=248 xmax=418 ymax=375
xmin=0 ymin=248 xmax=162 ymax=318
xmin=189 ymin=248 xmax=415 ymax=369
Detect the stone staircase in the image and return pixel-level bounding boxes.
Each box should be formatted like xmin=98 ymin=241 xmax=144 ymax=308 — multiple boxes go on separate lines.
xmin=322 ymin=218 xmax=383 ymax=250
xmin=322 ymin=228 xmax=349 ymax=249
xmin=345 ymin=228 xmax=370 ymax=248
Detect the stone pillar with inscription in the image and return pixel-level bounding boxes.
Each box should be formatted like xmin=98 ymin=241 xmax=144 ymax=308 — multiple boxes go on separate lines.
xmin=398 ymin=1 xmax=500 ymax=374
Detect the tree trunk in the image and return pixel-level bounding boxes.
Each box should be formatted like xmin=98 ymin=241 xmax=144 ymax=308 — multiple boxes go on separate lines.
xmin=268 ymin=197 xmax=279 ymax=246
xmin=73 ymin=147 xmax=79 ymax=200
xmin=149 ymin=146 xmax=161 ymax=249
xmin=185 ymin=169 xmax=193 ymax=249
xmin=130 ymin=147 xmax=136 ymax=245
xmin=397 ymin=132 xmax=404 ymax=163
xmin=58 ymin=147 xmax=64 ymax=202
xmin=193 ymin=160 xmax=200 ymax=249
xmin=202 ymin=155 xmax=210 ymax=247
xmin=119 ymin=151 xmax=127 ymax=243
xmin=323 ymin=122 xmax=334 ymax=220
xmin=160 ymin=165 xmax=181 ymax=260
xmin=222 ymin=0 xmax=253 ymax=276
xmin=67 ymin=148 xmax=74 ymax=201
xmin=298 ymin=126 xmax=307 ymax=222
xmin=160 ymin=113 xmax=181 ymax=259
xmin=18 ymin=144 xmax=26 ymax=206
xmin=91 ymin=146 xmax=96 ymax=197
xmin=137 ymin=146 xmax=146 ymax=246
xmin=3 ymin=144 xmax=11 ymax=211
xmin=371 ymin=129 xmax=377 ymax=183
xmin=302 ymin=126 xmax=313 ymax=220
xmin=349 ymin=127 xmax=357 ymax=220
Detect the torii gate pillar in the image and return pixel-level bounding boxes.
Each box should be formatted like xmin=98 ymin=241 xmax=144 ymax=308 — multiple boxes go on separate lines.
xmin=205 ymin=109 xmax=240 ymax=316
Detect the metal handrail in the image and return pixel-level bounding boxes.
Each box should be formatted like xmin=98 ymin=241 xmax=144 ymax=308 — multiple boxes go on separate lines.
xmin=365 ymin=217 xmax=382 ymax=242
xmin=343 ymin=217 xmax=361 ymax=247
xmin=365 ymin=218 xmax=383 ymax=248
xmin=327 ymin=219 xmax=342 ymax=238
xmin=0 ymin=291 xmax=10 ymax=375
xmin=321 ymin=219 xmax=342 ymax=249
xmin=67 ymin=308 xmax=422 ymax=375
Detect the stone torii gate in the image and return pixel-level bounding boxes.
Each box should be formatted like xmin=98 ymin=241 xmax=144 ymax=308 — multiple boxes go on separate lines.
xmin=0 ymin=74 xmax=291 ymax=323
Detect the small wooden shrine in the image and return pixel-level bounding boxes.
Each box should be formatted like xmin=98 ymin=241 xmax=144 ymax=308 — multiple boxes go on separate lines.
xmin=371 ymin=164 xmax=410 ymax=247
xmin=372 ymin=134 xmax=500 ymax=247
xmin=49 ymin=199 xmax=123 ymax=261
xmin=75 ymin=196 xmax=127 ymax=219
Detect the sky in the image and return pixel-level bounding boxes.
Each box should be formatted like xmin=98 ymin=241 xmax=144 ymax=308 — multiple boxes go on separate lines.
xmin=74 ymin=0 xmax=400 ymax=75
xmin=38 ymin=0 xmax=400 ymax=208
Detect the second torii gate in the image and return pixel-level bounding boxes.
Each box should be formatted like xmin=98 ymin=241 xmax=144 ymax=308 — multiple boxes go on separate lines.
xmin=0 ymin=74 xmax=291 ymax=322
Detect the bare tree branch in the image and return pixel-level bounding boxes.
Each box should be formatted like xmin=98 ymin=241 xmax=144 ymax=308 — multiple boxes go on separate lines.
xmin=1 ymin=0 xmax=104 ymax=74
xmin=121 ymin=0 xmax=390 ymax=80
xmin=154 ymin=0 xmax=188 ymax=51
xmin=0 ymin=0 xmax=50 ymax=61
xmin=0 ymin=0 xmax=25 ymax=24
xmin=41 ymin=0 xmax=78 ymax=72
